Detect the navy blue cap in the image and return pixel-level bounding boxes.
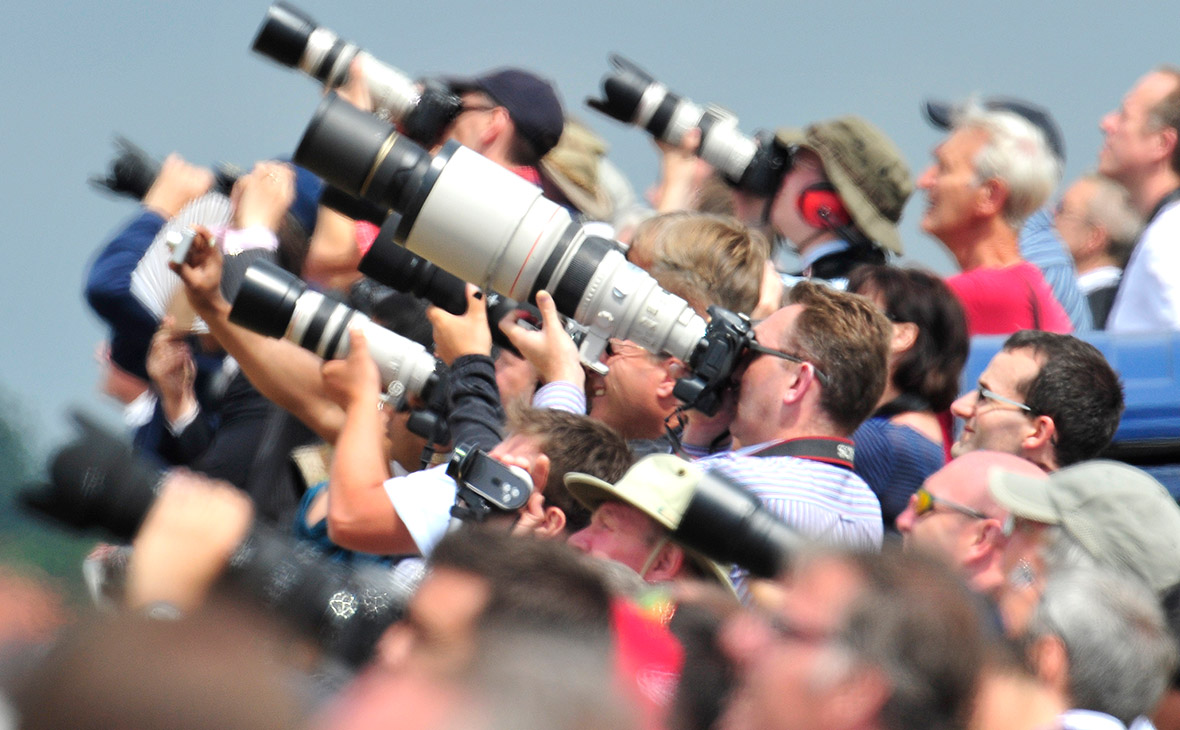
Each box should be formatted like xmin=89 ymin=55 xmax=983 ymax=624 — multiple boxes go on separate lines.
xmin=923 ymin=96 xmax=1066 ymax=163
xmin=445 ymin=68 xmax=565 ymax=158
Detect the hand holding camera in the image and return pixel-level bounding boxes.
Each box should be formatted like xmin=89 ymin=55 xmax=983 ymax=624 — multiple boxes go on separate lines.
xmin=500 ymin=290 xmax=585 ymax=390
xmin=142 ymin=153 xmax=215 ymax=220
xmin=426 ymin=283 xmax=494 ymax=366
xmin=231 ymin=161 xmax=295 ymax=231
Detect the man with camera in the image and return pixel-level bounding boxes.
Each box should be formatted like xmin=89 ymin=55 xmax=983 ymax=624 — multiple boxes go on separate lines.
xmin=681 ymin=282 xmax=890 ymax=566
xmin=722 ymin=117 xmax=912 ymax=285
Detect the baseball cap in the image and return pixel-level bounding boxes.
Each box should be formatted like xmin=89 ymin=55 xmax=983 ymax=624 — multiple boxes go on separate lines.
xmin=565 ymin=455 xmax=736 ymax=591
xmin=988 ymin=460 xmax=1180 ymax=593
xmin=775 ymin=117 xmax=913 ymax=255
xmin=922 ymin=95 xmax=1066 ymax=163
xmin=445 ymin=68 xmax=565 ymax=159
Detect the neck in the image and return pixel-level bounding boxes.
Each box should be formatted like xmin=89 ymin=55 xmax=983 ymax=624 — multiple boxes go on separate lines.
xmin=876 ymin=382 xmax=902 ymax=409
xmin=1133 ymin=168 xmax=1180 ymax=216
xmin=737 ymin=409 xmax=846 ymax=449
xmin=947 ymin=221 xmax=1023 ymax=271
xmin=1075 ymin=252 xmax=1117 ymax=275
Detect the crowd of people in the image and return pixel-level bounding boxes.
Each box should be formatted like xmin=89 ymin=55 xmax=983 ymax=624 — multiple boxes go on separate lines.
xmin=3 ymin=53 xmax=1180 ymax=730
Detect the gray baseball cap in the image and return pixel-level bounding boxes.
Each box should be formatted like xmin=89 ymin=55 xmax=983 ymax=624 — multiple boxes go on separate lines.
xmin=988 ymin=460 xmax=1180 ymax=593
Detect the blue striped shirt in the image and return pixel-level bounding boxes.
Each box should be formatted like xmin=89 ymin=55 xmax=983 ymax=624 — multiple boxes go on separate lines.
xmin=697 ymin=441 xmax=884 ymax=550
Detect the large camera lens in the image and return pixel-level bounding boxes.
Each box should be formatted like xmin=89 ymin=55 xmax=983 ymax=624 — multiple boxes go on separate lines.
xmin=251 ymin=3 xmax=460 ymax=144
xmin=21 ymin=414 xmax=413 ymax=668
xmin=588 ymin=54 xmax=789 ymax=195
xmin=231 ymin=259 xmax=441 ymax=404
xmin=294 ymin=95 xmax=708 ymax=372
xmin=674 ymin=468 xmax=801 ymax=579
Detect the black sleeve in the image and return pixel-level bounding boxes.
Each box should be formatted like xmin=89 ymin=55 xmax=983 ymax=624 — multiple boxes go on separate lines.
xmin=445 ymin=354 xmax=505 ymax=451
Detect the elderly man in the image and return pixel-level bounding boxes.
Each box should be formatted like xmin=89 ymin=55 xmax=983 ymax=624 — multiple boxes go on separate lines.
xmin=1098 ymin=66 xmax=1180 ymax=331
xmin=923 ymin=95 xmax=1093 ymax=331
xmin=1054 ymin=173 xmax=1143 ymax=327
xmin=564 ymin=453 xmax=733 ymax=588
xmin=950 ymin=330 xmax=1123 ymax=471
xmin=895 ymin=450 xmax=1045 ymax=596
xmin=918 ymin=104 xmax=1071 ymax=335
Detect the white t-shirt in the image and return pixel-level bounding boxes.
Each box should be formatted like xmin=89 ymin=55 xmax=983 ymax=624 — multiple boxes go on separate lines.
xmin=1107 ymin=199 xmax=1180 ymax=332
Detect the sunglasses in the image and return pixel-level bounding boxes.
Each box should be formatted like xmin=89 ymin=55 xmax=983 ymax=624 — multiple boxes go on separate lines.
xmin=744 ymin=339 xmax=830 ymax=387
xmin=912 ymin=486 xmax=988 ymax=520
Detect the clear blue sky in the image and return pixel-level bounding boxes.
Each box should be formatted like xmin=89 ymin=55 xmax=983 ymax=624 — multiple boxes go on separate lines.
xmin=2 ymin=0 xmax=1174 ymax=457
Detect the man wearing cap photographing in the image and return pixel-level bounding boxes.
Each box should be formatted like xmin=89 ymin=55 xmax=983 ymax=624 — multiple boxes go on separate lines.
xmin=924 ymin=96 xmax=1093 ymax=331
xmin=735 ymin=117 xmax=912 ymax=285
xmin=440 ymin=68 xmax=565 ymax=184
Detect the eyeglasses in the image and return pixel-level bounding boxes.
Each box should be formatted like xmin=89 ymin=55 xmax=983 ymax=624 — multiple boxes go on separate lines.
xmin=973 ymin=387 xmax=1036 ymax=415
xmin=745 ymin=339 xmax=830 ymax=387
xmin=912 ymin=486 xmax=989 ymax=520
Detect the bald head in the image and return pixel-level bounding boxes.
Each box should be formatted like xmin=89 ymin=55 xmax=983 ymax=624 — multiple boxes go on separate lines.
xmin=898 ymin=451 xmax=1046 ymax=596
xmin=929 ymin=450 xmax=1047 ymax=516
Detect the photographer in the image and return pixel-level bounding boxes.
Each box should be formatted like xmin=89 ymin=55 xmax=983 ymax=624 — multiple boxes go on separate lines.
xmin=681 ymin=282 xmax=891 ymax=593
xmin=319 ymin=317 xmax=630 ymax=555
xmin=660 ymin=117 xmax=912 ymax=286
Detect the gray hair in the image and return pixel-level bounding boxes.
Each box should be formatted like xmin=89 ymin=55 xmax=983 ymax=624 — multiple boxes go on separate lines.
xmin=954 ymin=103 xmax=1061 ymax=229
xmin=1039 ymin=524 xmax=1098 ymax=576
xmin=1083 ymin=173 xmax=1144 ymax=267
xmin=1027 ymin=568 xmax=1178 ymax=726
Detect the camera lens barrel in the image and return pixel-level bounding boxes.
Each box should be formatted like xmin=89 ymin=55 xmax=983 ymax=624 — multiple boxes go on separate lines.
xmin=253 ymin=4 xmax=449 ymax=140
xmin=231 ymin=260 xmax=441 ymax=403
xmin=295 ymin=98 xmax=709 ymax=365
xmin=252 ymin=1 xmax=318 ymax=69
xmin=674 ymin=469 xmax=800 ymax=578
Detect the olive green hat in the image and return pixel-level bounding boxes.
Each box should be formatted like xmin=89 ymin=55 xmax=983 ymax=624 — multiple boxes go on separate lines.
xmin=776 ymin=116 xmax=913 ymax=255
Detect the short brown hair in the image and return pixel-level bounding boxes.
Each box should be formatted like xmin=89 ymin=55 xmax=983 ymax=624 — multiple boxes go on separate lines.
xmin=633 ymin=212 xmax=769 ymax=316
xmin=506 ymin=405 xmax=633 ymax=532
xmin=783 ymin=281 xmax=890 ymax=433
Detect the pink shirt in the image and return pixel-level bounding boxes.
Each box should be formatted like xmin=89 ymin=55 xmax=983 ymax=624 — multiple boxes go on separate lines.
xmin=947 ymin=262 xmax=1073 ymax=336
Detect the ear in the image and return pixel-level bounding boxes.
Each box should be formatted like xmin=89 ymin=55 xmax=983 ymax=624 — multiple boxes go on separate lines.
xmin=536 ymin=502 xmax=567 ymax=538
xmin=656 ymin=358 xmax=682 ymax=398
xmin=977 ymin=177 xmax=1009 ymax=218
xmin=1156 ymin=125 xmax=1179 ymax=165
xmin=481 ymin=107 xmax=512 ymax=150
xmin=1029 ymin=634 xmax=1070 ymax=697
xmin=781 ymin=363 xmax=821 ymax=406
xmin=822 ymin=665 xmax=891 ymax=730
xmin=643 ymin=542 xmax=686 ymax=583
xmin=963 ymin=517 xmax=1005 ymax=564
xmin=529 ymin=454 xmax=550 ymax=500
xmin=1022 ymin=414 xmax=1057 ymax=453
xmin=890 ymin=321 xmax=919 ymax=357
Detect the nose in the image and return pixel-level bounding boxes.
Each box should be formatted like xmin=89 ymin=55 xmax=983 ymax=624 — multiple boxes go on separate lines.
xmin=950 ymin=390 xmax=976 ymax=419
xmin=567 ymin=527 xmax=592 ymax=553
xmin=895 ymin=495 xmax=917 ymax=535
xmin=917 ymin=164 xmax=936 ymax=190
xmin=1099 ymin=110 xmax=1116 ymax=135
xmin=719 ymin=609 xmax=775 ymax=670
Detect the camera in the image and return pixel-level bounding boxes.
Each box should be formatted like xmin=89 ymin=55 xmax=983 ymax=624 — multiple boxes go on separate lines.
xmin=446 ymin=444 xmax=533 ymax=523
xmin=20 ymin=414 xmax=412 ymax=667
xmin=586 ymin=54 xmax=791 ymax=197
xmin=230 ymin=259 xmax=449 ymax=443
xmin=295 ymin=94 xmax=728 ymax=392
xmin=252 ymin=2 xmax=461 ymax=147
xmin=89 ymin=136 xmax=238 ymax=201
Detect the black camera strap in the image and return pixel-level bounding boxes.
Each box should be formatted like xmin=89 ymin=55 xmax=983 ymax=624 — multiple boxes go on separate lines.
xmin=750 ymin=437 xmax=855 ymax=471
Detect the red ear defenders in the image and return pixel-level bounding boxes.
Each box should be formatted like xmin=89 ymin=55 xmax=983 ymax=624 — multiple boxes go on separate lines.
xmin=797 ymin=182 xmax=852 ymax=229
